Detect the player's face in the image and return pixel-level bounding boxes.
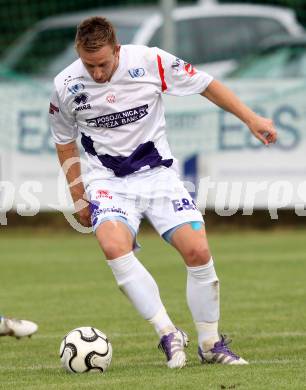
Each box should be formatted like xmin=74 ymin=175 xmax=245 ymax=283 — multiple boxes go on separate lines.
xmin=78 ymin=44 xmax=120 ymax=84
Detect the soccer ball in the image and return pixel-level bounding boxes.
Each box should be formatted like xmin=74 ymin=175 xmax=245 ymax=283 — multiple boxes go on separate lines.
xmin=60 ymin=327 xmax=112 ymax=373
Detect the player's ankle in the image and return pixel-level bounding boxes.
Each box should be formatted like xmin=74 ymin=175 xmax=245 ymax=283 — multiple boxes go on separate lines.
xmin=159 ymin=325 xmax=177 ymax=337
xmin=0 ymin=317 xmax=8 ymax=334
xmin=196 ymin=321 xmax=219 ymax=351
xmin=148 ymin=307 xmax=176 ymax=338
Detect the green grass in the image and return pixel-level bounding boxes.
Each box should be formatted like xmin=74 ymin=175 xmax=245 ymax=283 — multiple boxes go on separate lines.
xmin=0 ymin=229 xmax=305 ymax=389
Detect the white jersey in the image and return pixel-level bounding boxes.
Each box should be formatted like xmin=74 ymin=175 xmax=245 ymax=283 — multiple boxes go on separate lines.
xmin=49 ymin=45 xmax=213 ymax=183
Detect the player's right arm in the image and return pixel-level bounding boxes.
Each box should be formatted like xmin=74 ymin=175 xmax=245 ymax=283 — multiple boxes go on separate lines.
xmin=55 ymin=141 xmax=91 ymax=227
xmin=49 ymin=82 xmax=91 ymax=227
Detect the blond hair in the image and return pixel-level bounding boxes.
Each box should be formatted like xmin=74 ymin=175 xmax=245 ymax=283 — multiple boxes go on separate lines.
xmin=75 ymin=16 xmax=117 ymax=52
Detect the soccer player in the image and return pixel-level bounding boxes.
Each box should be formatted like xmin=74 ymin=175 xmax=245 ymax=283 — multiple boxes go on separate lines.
xmin=49 ymin=17 xmax=277 ymax=368
xmin=0 ymin=315 xmax=38 ymax=338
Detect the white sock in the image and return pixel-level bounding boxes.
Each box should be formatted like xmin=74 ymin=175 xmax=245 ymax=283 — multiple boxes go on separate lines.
xmin=148 ymin=307 xmax=176 ymax=337
xmin=107 ymin=252 xmax=175 ymax=337
xmin=0 ymin=316 xmax=8 ymax=335
xmin=195 ymin=321 xmax=219 ymax=352
xmin=0 ymin=317 xmax=5 ymax=334
xmin=186 ymin=258 xmax=220 ymax=349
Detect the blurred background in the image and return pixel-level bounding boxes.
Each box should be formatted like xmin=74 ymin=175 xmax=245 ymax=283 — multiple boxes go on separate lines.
xmin=1 ymin=0 xmax=306 ymax=58
xmin=1 ymin=0 xmax=306 ymax=228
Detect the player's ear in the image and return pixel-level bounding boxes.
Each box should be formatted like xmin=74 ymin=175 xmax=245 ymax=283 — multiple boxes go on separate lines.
xmin=114 ymin=44 xmax=121 ymax=55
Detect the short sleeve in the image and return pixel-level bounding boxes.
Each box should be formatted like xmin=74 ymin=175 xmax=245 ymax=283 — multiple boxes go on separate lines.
xmin=49 ymin=84 xmax=78 ymax=144
xmin=154 ymin=48 xmax=213 ymax=96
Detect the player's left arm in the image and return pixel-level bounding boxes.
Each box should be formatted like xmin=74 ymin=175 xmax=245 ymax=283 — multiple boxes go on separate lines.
xmin=201 ymin=79 xmax=277 ymax=145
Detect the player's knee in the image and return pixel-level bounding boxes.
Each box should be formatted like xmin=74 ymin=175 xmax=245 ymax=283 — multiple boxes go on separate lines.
xmin=99 ymin=239 xmax=132 ymax=260
xmin=184 ymin=244 xmax=211 ymax=267
xmin=96 ymin=230 xmax=133 ymax=259
xmin=95 ymin=220 xmax=134 ymax=259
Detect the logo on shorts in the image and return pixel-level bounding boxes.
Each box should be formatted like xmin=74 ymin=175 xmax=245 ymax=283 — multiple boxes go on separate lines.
xmin=172 ymin=198 xmax=197 ymax=212
xmin=128 ymin=68 xmax=145 ymax=78
xmin=90 ymin=200 xmax=128 ymax=226
xmin=96 ymin=189 xmax=113 ymax=199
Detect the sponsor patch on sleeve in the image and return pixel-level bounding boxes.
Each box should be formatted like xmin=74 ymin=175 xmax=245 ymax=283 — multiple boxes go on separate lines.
xmin=184 ymin=62 xmax=196 ymax=77
xmin=49 ymin=102 xmax=59 ymax=114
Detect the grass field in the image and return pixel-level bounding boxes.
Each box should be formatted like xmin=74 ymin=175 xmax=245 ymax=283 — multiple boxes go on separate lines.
xmin=0 ymin=228 xmax=305 ymax=389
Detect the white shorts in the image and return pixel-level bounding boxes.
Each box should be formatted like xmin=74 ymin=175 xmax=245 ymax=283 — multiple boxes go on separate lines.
xmin=86 ymin=167 xmax=204 ymax=242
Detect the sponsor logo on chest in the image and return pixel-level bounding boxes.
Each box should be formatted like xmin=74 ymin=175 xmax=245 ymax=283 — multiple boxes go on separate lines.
xmin=128 ymin=67 xmax=145 ymax=78
xmin=73 ymin=92 xmax=92 ymax=111
xmin=86 ymin=104 xmax=149 ymax=128
xmin=106 ymin=94 xmax=116 ymax=103
xmin=68 ymin=83 xmax=85 ymax=95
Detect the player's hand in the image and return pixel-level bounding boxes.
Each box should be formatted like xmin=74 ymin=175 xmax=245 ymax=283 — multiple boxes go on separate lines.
xmin=247 ymin=115 xmax=277 ymax=145
xmin=77 ymin=203 xmax=92 ymax=227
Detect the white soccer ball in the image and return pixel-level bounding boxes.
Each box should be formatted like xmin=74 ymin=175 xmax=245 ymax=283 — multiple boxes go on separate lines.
xmin=60 ymin=327 xmax=112 ymax=373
